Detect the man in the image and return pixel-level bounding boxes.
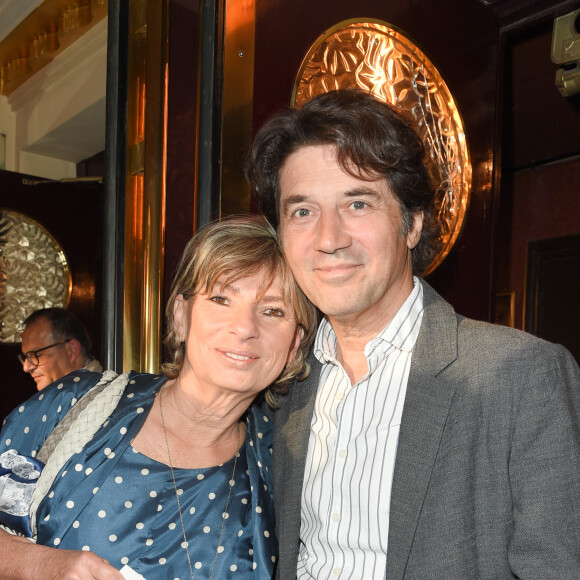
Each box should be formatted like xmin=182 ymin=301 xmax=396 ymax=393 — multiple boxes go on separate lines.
xmin=247 ymin=90 xmax=580 ymax=579
xmin=19 ymin=307 xmax=102 ymax=390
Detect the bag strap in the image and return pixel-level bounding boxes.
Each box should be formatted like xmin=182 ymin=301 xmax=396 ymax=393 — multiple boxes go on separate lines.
xmin=36 ymin=372 xmax=115 ymax=464
xmin=30 ymin=370 xmax=129 ymax=538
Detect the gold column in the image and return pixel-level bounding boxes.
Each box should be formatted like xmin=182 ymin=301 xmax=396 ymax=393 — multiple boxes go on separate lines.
xmin=220 ymin=0 xmax=255 ymax=215
xmin=124 ymin=0 xmax=169 ymax=373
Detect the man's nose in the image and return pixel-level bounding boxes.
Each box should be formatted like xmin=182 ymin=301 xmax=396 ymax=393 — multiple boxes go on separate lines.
xmin=313 ymin=210 xmax=352 ymax=254
xmin=21 ymin=357 xmax=36 ymax=373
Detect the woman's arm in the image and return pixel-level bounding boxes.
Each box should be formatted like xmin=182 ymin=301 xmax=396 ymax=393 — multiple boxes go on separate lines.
xmin=0 ymin=530 xmax=125 ymax=580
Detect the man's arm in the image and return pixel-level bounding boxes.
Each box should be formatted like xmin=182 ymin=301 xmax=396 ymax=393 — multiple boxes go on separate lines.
xmin=508 ymin=342 xmax=580 ymax=577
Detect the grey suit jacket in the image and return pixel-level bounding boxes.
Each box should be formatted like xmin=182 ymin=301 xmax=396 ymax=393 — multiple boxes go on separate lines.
xmin=271 ymin=281 xmax=580 ymax=579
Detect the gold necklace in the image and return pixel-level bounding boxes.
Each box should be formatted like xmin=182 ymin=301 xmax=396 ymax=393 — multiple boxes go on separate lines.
xmin=158 ymin=386 xmax=241 ymax=580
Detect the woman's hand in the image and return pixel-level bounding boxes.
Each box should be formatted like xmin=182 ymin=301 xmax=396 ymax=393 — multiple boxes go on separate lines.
xmin=30 ymin=547 xmax=126 ymax=579
xmin=0 ymin=531 xmax=125 ymax=580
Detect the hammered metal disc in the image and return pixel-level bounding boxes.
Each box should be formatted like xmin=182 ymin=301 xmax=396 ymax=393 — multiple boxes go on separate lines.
xmin=292 ymin=19 xmax=472 ymax=275
xmin=0 ymin=208 xmax=72 ymax=343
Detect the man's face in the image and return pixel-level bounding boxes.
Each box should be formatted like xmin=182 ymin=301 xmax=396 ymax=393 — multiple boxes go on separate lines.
xmin=20 ymin=318 xmax=77 ymax=390
xmin=279 ymin=144 xmax=422 ymax=333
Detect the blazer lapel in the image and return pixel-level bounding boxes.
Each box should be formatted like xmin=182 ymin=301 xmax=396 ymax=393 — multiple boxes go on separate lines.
xmin=387 ymin=282 xmax=459 ymax=580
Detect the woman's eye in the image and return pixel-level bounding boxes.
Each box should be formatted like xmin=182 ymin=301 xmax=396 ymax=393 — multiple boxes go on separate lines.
xmin=264 ymin=307 xmax=284 ymax=317
xmin=210 ymin=295 xmax=227 ymax=305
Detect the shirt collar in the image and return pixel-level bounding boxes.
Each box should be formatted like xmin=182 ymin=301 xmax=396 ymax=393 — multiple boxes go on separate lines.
xmin=314 ymin=277 xmax=424 ymax=364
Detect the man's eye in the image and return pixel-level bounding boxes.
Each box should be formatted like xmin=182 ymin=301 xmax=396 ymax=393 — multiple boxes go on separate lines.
xmin=351 ymin=201 xmax=368 ymax=210
xmin=293 ymin=208 xmax=310 ymax=217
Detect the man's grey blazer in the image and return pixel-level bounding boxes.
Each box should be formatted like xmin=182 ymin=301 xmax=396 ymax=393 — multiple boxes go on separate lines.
xmin=271 ymin=281 xmax=580 ymax=579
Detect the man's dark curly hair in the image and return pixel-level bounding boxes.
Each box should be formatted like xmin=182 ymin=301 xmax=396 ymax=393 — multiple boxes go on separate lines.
xmin=246 ymin=89 xmax=441 ymax=275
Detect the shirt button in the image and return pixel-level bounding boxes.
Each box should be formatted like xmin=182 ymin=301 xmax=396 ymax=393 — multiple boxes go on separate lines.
xmin=338 ymin=449 xmax=347 ymax=458
xmin=332 ymin=513 xmax=341 ymax=522
xmin=336 ymin=392 xmax=344 ymax=400
xmin=333 ymin=567 xmax=342 ymax=575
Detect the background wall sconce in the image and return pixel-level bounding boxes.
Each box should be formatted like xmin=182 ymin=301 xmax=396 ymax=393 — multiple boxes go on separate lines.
xmin=551 ymin=9 xmax=580 ymax=97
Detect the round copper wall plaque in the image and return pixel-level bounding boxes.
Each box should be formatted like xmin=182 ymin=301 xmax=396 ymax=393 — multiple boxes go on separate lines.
xmin=0 ymin=208 xmax=72 ymax=344
xmin=292 ymin=19 xmax=472 ymax=275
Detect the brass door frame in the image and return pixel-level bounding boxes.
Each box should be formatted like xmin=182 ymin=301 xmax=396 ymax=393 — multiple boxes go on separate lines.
xmin=103 ymin=0 xmax=169 ymax=374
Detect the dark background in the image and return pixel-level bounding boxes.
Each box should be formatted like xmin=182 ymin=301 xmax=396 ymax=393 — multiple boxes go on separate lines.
xmin=0 ymin=160 xmax=104 ymax=421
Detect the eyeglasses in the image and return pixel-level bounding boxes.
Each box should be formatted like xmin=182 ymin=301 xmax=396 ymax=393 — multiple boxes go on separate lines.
xmin=18 ymin=339 xmax=72 ymax=367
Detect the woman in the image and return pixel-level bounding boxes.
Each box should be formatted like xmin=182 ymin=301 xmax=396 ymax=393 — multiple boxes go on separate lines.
xmin=0 ymin=215 xmax=317 ymax=579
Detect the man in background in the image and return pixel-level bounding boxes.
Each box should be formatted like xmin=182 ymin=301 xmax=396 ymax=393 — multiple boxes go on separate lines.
xmin=19 ymin=308 xmax=102 ymax=390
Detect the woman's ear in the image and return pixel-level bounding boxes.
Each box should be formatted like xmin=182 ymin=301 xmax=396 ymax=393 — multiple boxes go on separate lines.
xmin=173 ymin=294 xmax=188 ymax=341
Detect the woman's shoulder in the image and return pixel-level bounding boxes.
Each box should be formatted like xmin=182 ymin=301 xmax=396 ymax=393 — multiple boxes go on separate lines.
xmin=245 ymin=404 xmax=274 ymax=474
xmin=246 ymin=404 xmax=274 ymax=440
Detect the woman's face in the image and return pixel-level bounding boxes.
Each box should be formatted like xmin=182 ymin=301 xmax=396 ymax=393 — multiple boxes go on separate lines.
xmin=173 ymin=268 xmax=301 ymax=399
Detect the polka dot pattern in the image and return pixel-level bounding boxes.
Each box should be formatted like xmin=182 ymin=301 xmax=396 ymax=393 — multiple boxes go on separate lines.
xmin=0 ymin=372 xmax=276 ymax=578
xmin=51 ymin=438 xmax=274 ymax=576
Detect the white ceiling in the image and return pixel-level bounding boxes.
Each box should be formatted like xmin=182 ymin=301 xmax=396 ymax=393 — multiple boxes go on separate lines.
xmin=0 ymin=1 xmax=107 ymax=176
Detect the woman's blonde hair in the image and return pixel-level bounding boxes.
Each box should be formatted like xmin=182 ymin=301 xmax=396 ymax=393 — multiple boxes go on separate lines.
xmin=162 ymin=215 xmax=317 ymax=407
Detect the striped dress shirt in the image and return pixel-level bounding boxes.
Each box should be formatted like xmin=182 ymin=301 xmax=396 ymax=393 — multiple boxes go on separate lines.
xmin=297 ymin=279 xmax=424 ymax=579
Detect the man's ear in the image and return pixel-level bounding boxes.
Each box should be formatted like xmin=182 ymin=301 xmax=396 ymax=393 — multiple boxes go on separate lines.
xmin=173 ymin=294 xmax=188 ymax=341
xmin=66 ymin=338 xmax=82 ymax=363
xmin=406 ymin=211 xmax=423 ymax=250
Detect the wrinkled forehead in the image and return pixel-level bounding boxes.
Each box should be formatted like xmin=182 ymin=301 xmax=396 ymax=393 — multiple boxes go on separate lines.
xmin=200 ymin=263 xmax=292 ymax=302
xmin=280 ymin=143 xmax=383 ymax=188
xmin=283 ymin=141 xmax=382 ymax=175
